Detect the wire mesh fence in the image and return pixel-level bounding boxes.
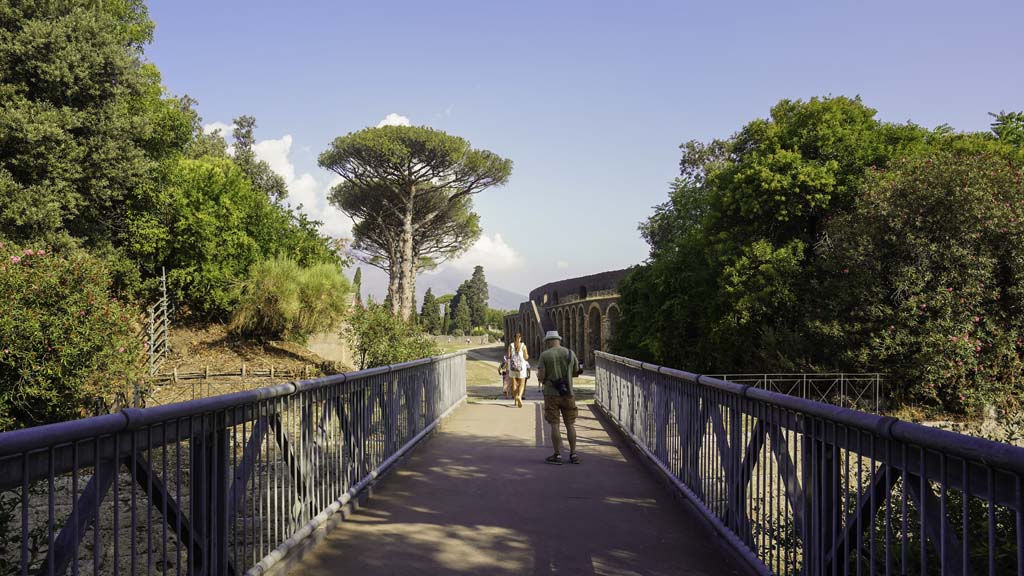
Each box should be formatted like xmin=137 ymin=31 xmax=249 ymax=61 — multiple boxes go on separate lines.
xmin=708 ymin=374 xmax=884 ymax=413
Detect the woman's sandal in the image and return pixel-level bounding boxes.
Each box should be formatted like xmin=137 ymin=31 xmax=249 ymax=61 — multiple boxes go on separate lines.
xmin=545 ymin=454 xmax=563 ymax=465
xmin=569 ymin=453 xmax=581 ymax=464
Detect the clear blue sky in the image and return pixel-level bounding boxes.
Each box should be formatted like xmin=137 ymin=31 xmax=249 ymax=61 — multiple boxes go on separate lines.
xmin=147 ymin=0 xmax=1024 ymax=295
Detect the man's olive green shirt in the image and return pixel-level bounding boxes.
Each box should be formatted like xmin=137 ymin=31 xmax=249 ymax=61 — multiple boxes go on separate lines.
xmin=538 ymin=346 xmax=577 ymax=397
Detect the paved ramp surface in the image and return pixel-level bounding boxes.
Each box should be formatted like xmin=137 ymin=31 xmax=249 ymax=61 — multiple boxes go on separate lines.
xmin=289 ymin=401 xmax=750 ymax=576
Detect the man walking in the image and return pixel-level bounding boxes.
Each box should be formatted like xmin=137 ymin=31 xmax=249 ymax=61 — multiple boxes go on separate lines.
xmin=536 ymin=330 xmax=582 ymax=465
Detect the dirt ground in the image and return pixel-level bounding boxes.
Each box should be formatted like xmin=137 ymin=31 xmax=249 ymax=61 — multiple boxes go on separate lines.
xmin=163 ymin=323 xmax=316 ymax=373
xmin=146 ymin=324 xmax=329 ymax=406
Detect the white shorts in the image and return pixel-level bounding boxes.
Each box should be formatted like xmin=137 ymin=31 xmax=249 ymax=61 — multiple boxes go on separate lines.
xmin=508 ymin=370 xmax=527 ymax=379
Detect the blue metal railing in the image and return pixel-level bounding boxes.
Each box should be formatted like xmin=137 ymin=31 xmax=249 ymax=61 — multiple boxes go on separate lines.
xmin=596 ymin=351 xmax=1024 ymax=576
xmin=0 ymin=352 xmax=466 ymax=575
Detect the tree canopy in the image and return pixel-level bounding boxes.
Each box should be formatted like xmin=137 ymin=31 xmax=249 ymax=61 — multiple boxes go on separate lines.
xmin=0 ymin=0 xmax=193 ymax=249
xmin=467 ymin=265 xmax=489 ymax=328
xmin=319 ymin=125 xmax=511 ymax=319
xmin=616 ymin=96 xmax=1024 ymax=415
xmin=420 ymin=288 xmax=442 ymax=334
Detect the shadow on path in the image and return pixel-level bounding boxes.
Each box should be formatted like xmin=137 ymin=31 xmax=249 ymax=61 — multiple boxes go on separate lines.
xmin=288 ymin=402 xmax=750 ymax=576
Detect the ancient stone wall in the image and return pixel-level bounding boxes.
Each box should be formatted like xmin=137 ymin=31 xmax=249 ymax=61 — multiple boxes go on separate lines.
xmin=505 ymin=269 xmax=628 ymax=368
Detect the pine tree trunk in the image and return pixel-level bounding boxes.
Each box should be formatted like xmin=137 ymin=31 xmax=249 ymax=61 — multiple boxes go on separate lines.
xmin=386 ymin=259 xmax=400 ymax=314
xmin=397 ymin=195 xmax=416 ymax=320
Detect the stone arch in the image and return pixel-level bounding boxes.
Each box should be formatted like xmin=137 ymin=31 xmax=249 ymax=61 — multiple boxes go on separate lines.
xmin=606 ymin=304 xmax=622 ymax=349
xmin=565 ymin=305 xmax=573 ymax=354
xmin=586 ymin=304 xmax=602 ymax=368
xmin=575 ymin=306 xmax=584 ymax=359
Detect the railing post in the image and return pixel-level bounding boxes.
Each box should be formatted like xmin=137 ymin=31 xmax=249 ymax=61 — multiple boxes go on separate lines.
xmin=654 ymin=372 xmax=670 ymax=464
xmin=190 ymin=414 xmax=230 ymax=576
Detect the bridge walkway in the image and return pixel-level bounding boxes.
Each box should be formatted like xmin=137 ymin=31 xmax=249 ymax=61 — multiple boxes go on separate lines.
xmin=288 ymin=390 xmax=750 ymax=575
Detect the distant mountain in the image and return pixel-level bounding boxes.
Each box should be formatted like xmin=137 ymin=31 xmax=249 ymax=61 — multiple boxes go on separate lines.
xmin=351 ymin=266 xmax=526 ymax=312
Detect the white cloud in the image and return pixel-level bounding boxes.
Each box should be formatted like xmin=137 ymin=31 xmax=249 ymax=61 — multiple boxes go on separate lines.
xmin=557 ymin=260 xmax=569 ymax=269
xmin=202 ymin=121 xmax=234 ymax=136
xmin=251 ymin=135 xmax=353 ymax=239
xmin=448 ymin=233 xmax=524 ymax=272
xmin=376 ymin=113 xmax=411 ymax=127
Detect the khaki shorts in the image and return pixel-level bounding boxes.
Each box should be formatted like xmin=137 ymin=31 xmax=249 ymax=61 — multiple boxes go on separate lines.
xmin=543 ymin=395 xmax=578 ymax=425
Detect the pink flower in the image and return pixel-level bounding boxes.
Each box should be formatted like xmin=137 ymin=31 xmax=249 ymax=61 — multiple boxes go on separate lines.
xmin=841 ymin=268 xmax=849 ymax=274
xmin=36 ymin=250 xmax=45 ymax=256
xmin=972 ymin=316 xmax=980 ymax=323
xmin=946 ymin=287 xmax=953 ymax=292
xmin=10 ymin=256 xmax=20 ymax=264
xmin=950 ymin=336 xmax=959 ymax=342
xmin=117 ymin=347 xmax=125 ymax=353
xmin=23 ymin=249 xmax=33 ymax=256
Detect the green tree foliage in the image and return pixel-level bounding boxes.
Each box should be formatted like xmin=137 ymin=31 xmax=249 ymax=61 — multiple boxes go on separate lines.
xmin=344 ymin=300 xmax=439 ymax=369
xmin=616 ymin=96 xmax=1024 ymax=413
xmin=232 ymin=115 xmax=288 ymax=202
xmin=420 ymin=288 xmax=442 ymax=334
xmin=0 ymin=0 xmax=193 ymax=249
xmin=130 ymin=157 xmax=338 ymax=318
xmin=448 ymin=281 xmax=473 ymax=335
xmin=990 ymin=111 xmax=1024 ymax=148
xmin=353 ymin=266 xmax=363 ymax=305
xmin=229 ymin=256 xmax=350 ymax=343
xmin=822 ymin=141 xmax=1024 ymax=411
xmin=330 ymin=183 xmax=480 ymax=305
xmin=319 ymin=125 xmax=511 ymax=319
xmin=485 ymin=307 xmax=509 ymax=329
xmin=0 ymin=242 xmax=142 ymax=430
xmin=467 ymin=265 xmax=489 ymax=328
xmin=435 ymin=293 xmax=454 ymax=334
xmin=452 ymin=295 xmax=472 ymax=336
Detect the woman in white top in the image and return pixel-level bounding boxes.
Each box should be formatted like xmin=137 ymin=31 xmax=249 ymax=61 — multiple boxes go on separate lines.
xmin=507 ymin=332 xmax=529 ymax=408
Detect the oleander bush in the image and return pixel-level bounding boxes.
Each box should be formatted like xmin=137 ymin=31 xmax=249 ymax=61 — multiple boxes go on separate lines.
xmin=0 ymin=242 xmax=142 ymax=431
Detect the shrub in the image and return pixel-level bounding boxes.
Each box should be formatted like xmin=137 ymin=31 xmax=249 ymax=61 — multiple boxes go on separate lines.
xmin=229 ymin=256 xmax=350 ymax=343
xmin=0 ymin=242 xmax=142 ymax=431
xmin=344 ymin=301 xmax=439 ymax=369
xmin=131 ymin=157 xmax=341 ymax=319
xmin=823 ymin=143 xmax=1024 ymax=413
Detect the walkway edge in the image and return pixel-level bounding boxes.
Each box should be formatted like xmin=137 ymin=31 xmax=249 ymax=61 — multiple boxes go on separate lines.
xmin=247 ymin=395 xmax=469 ymax=576
xmin=591 ymin=403 xmax=770 ymax=576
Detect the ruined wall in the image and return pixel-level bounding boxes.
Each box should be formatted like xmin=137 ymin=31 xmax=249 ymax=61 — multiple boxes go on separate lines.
xmin=505 ymin=268 xmax=629 ymax=368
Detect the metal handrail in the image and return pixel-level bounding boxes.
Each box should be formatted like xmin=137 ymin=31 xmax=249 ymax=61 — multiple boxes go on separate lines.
xmin=595 ymin=351 xmax=1024 ymax=576
xmin=0 ymin=351 xmax=467 ymax=575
